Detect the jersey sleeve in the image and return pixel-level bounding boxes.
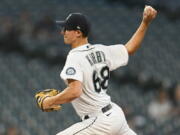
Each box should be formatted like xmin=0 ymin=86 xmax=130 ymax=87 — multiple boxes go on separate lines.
xmin=106 ymin=44 xmax=129 ymax=71
xmin=60 ymin=54 xmax=83 ymax=84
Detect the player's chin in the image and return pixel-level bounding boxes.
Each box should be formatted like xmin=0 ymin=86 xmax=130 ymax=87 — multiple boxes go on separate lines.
xmin=64 ymin=39 xmax=69 ymax=44
xmin=64 ymin=39 xmax=72 ymax=45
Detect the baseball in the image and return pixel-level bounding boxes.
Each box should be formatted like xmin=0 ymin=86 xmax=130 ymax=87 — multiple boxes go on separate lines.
xmin=144 ymin=5 xmax=152 ymax=13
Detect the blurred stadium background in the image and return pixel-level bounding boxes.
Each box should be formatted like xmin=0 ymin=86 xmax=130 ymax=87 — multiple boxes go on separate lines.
xmin=0 ymin=0 xmax=180 ymax=135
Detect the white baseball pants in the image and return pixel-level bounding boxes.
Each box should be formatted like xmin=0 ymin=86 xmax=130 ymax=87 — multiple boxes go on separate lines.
xmin=56 ymin=103 xmax=137 ymax=135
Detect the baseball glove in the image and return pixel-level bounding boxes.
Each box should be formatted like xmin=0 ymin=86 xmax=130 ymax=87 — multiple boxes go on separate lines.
xmin=35 ymin=89 xmax=61 ymax=112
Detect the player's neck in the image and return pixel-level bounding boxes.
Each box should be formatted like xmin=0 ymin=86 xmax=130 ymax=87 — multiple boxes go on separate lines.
xmin=71 ymin=38 xmax=88 ymax=49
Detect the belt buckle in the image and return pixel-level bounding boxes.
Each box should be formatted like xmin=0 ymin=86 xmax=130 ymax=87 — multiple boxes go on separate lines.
xmin=102 ymin=104 xmax=112 ymax=113
xmin=83 ymin=104 xmax=112 ymax=120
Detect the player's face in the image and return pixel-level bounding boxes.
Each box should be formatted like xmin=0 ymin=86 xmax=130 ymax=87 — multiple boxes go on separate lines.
xmin=61 ymin=30 xmax=78 ymax=45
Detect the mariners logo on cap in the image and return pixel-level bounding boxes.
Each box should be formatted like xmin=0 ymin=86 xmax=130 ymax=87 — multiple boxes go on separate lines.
xmin=66 ymin=67 xmax=76 ymax=75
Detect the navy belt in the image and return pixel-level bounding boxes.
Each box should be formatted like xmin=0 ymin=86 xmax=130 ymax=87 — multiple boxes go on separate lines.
xmin=84 ymin=104 xmax=112 ymax=120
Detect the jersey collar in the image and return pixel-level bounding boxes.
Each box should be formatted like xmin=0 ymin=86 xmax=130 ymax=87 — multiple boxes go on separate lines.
xmin=70 ymin=43 xmax=92 ymax=53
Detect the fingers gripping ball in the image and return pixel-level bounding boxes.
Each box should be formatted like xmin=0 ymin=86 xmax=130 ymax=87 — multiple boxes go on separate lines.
xmin=35 ymin=89 xmax=61 ymax=112
xmin=143 ymin=5 xmax=157 ymax=23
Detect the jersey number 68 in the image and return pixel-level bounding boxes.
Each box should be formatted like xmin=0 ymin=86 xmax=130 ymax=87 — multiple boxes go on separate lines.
xmin=92 ymin=66 xmax=110 ymax=93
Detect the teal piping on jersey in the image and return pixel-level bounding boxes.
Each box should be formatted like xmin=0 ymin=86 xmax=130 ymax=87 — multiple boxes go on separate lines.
xmin=73 ymin=117 xmax=97 ymax=134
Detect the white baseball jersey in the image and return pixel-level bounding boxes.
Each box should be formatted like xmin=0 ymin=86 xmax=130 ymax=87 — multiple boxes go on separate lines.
xmin=60 ymin=43 xmax=129 ymax=118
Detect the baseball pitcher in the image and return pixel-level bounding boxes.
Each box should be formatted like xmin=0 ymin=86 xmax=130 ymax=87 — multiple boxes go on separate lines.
xmin=35 ymin=5 xmax=157 ymax=135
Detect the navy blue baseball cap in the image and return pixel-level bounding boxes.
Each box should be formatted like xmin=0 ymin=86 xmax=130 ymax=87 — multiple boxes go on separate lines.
xmin=56 ymin=13 xmax=90 ymax=37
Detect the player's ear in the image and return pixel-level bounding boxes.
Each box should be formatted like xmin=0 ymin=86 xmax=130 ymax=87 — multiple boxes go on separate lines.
xmin=76 ymin=30 xmax=83 ymax=37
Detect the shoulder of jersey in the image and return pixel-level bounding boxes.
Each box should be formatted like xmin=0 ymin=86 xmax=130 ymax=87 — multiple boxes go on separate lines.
xmin=66 ymin=51 xmax=82 ymax=61
xmin=93 ymin=44 xmax=105 ymax=46
xmin=68 ymin=44 xmax=107 ymax=55
xmin=94 ymin=44 xmax=108 ymax=50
